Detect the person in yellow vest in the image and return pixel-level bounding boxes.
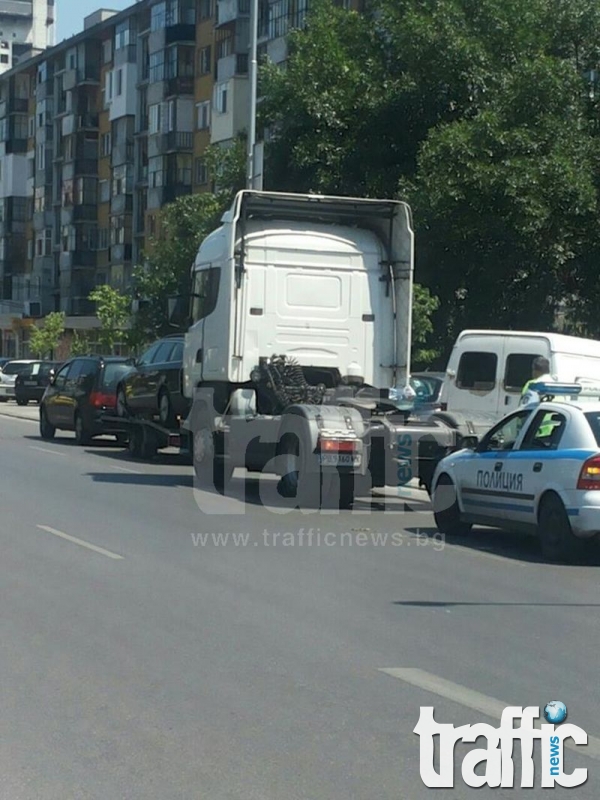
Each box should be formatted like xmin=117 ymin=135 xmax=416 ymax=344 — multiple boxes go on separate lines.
xmin=520 ymin=357 xmax=553 ymax=406
xmin=520 ymin=356 xmax=556 ymax=442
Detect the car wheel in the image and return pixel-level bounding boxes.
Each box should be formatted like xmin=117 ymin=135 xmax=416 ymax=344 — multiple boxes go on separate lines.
xmin=158 ymin=388 xmax=175 ymax=427
xmin=74 ymin=413 xmax=91 ymax=446
xmin=433 ymin=474 xmax=471 ymax=536
xmin=193 ymin=425 xmax=232 ymax=494
xmin=538 ymin=493 xmax=586 ymax=563
xmin=16 ymin=397 xmax=28 ymax=406
xmin=116 ymin=385 xmax=129 ymax=418
xmin=40 ymin=406 xmax=56 ymax=440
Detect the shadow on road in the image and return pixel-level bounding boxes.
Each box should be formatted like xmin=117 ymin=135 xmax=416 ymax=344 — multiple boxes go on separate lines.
xmin=393 ymin=600 xmax=600 ymax=607
xmin=405 ymin=525 xmax=600 ymax=567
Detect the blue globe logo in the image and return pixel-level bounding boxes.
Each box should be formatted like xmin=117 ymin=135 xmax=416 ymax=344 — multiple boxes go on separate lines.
xmin=544 ymin=701 xmax=567 ymax=725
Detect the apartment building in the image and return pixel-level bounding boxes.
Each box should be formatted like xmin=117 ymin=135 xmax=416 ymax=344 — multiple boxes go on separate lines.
xmin=0 ymin=0 xmax=55 ymax=75
xmin=0 ymin=0 xmax=359 ymax=356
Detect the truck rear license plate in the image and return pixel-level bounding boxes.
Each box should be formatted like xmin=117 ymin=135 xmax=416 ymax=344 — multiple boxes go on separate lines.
xmin=319 ymin=453 xmax=361 ymax=467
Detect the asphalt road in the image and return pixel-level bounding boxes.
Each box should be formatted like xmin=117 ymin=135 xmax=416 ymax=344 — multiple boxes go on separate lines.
xmin=1 ymin=409 xmax=600 ymax=799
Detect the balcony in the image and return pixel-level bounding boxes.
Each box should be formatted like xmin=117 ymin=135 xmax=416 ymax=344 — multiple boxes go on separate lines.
xmin=78 ymin=113 xmax=99 ymax=129
xmin=166 ymin=76 xmax=194 ymax=97
xmin=216 ymin=0 xmax=249 ymax=27
xmin=215 ymin=52 xmax=248 ymax=81
xmin=111 ymin=142 xmax=134 ymax=167
xmin=109 ymin=243 xmax=133 ymax=263
xmin=73 ymin=205 xmax=98 ymax=222
xmin=166 ymin=131 xmax=193 ymax=151
xmin=74 ymin=158 xmax=98 ymax=176
xmin=165 ymin=24 xmax=196 ymax=44
xmin=163 ymin=183 xmax=192 ymax=203
xmin=69 ymin=297 xmax=96 ymax=315
xmin=110 ymin=193 xmax=134 ymax=215
xmin=8 ymin=97 xmax=29 ymax=114
xmin=6 ymin=139 xmax=27 ymax=155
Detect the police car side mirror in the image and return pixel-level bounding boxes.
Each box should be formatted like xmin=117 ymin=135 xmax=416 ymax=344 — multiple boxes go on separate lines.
xmin=461 ymin=435 xmax=478 ymax=450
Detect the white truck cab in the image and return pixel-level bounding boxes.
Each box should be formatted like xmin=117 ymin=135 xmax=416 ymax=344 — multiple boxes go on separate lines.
xmin=440 ymin=330 xmax=600 ymax=430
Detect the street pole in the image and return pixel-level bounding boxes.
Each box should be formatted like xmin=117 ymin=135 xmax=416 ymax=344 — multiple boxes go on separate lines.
xmin=247 ymin=0 xmax=259 ymax=189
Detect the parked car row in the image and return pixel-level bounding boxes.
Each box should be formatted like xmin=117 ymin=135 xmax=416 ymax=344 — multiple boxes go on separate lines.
xmin=38 ymin=335 xmax=190 ymax=445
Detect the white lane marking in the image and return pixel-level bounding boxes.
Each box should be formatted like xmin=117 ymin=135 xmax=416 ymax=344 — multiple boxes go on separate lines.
xmin=29 ymin=445 xmax=67 ymax=457
xmin=109 ymin=464 xmax=141 ymax=474
xmin=0 ymin=414 xmax=37 ymax=422
xmin=379 ymin=667 xmax=600 ymax=760
xmin=36 ymin=525 xmax=124 ymax=560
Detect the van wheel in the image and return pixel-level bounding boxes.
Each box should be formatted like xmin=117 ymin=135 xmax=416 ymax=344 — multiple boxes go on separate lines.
xmin=116 ymin=385 xmax=129 ymax=418
xmin=433 ymin=474 xmax=471 ymax=536
xmin=16 ymin=398 xmax=28 ymax=406
xmin=538 ymin=493 xmax=586 ymax=563
xmin=40 ymin=406 xmax=55 ymax=440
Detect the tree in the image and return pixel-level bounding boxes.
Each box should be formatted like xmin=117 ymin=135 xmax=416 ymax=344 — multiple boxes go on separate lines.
xmin=260 ymin=0 xmax=600 ymax=343
xmin=28 ymin=312 xmax=66 ymax=358
xmin=88 ymin=285 xmax=130 ymax=354
xmin=411 ymin=285 xmax=440 ymax=367
xmin=131 ymin=140 xmax=246 ymax=342
xmin=70 ymin=330 xmax=92 ymax=356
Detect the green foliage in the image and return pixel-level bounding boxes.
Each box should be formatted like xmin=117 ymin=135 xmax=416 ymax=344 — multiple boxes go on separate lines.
xmin=261 ymin=0 xmax=600 ymax=342
xmin=131 ymin=139 xmax=246 ymax=342
xmin=88 ymin=285 xmax=130 ymax=355
xmin=28 ymin=312 xmax=66 ymax=358
xmin=70 ymin=330 xmax=92 ymax=356
xmin=412 ymin=285 xmax=440 ymax=365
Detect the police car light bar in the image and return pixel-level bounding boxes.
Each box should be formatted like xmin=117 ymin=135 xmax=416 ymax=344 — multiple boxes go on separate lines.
xmin=528 ymin=381 xmax=600 ymax=401
xmin=528 ymin=382 xmax=582 ymax=396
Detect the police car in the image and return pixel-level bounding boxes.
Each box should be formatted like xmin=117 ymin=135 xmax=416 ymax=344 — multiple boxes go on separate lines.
xmin=431 ymin=383 xmax=600 ymax=561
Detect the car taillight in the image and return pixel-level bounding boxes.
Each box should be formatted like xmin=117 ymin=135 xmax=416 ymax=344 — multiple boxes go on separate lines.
xmin=577 ymin=455 xmax=600 ymax=490
xmin=90 ymin=391 xmax=116 ymax=409
xmin=317 ymin=438 xmax=357 ymax=453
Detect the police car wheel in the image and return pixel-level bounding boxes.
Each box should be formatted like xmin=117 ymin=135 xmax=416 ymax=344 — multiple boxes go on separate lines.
xmin=433 ymin=474 xmax=471 ymax=537
xmin=538 ymin=494 xmax=585 ymax=564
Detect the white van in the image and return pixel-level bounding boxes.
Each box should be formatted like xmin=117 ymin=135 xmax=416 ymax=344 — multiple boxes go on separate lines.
xmin=440 ymin=330 xmax=600 ymax=424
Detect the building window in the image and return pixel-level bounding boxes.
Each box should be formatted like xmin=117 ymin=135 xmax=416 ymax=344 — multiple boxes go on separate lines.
xmin=101 ymin=132 xmax=112 ymax=157
xmin=116 ymin=69 xmax=123 ymax=96
xmin=199 ymin=0 xmax=213 ymax=19
xmin=105 ymin=71 xmax=113 ymax=102
xmin=44 ymin=228 xmax=52 ymax=256
xmin=115 ymin=21 xmax=134 ymax=50
xmin=97 ymin=228 xmax=109 ymax=250
xmin=14 ymin=115 xmax=28 ymax=139
xmin=149 ymin=103 xmax=162 ymax=134
xmin=111 ymin=215 xmax=126 ymax=245
xmin=195 ymin=158 xmax=208 ymax=185
xmin=103 ymin=39 xmax=112 ymax=64
xmin=28 ymin=116 xmax=34 ymax=137
xmin=151 ymin=2 xmax=166 ymax=31
xmin=112 ymin=165 xmax=133 ymax=195
xmin=37 ymin=144 xmax=45 ymax=171
xmin=99 ymin=179 xmax=110 ymax=203
xmin=62 ymin=180 xmax=74 ymax=206
xmin=149 ymin=51 xmax=165 ymax=83
xmin=167 ymin=99 xmax=176 ymax=132
xmin=198 ymin=45 xmax=211 ymax=75
xmin=215 ymin=82 xmax=228 ymax=114
xmin=140 ymin=37 xmax=149 ymax=81
xmin=196 ymin=100 xmax=210 ymax=130
xmin=27 ymin=239 xmax=33 ymax=260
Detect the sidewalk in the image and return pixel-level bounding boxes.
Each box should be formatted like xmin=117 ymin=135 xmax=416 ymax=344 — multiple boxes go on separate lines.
xmin=0 ymin=403 xmax=39 ymax=422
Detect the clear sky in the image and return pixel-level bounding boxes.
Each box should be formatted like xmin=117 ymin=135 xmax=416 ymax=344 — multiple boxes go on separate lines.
xmin=56 ymin=0 xmax=131 ymax=42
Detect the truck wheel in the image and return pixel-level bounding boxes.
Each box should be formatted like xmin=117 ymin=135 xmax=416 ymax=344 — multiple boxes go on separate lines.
xmin=193 ymin=426 xmax=233 ymax=494
xmin=433 ymin=474 xmax=471 ymax=536
xmin=16 ymin=397 xmax=28 ymax=406
xmin=538 ymin=493 xmax=585 ymax=563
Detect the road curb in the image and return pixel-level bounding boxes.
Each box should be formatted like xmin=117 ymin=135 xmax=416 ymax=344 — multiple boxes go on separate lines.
xmin=0 ymin=409 xmax=39 ymax=422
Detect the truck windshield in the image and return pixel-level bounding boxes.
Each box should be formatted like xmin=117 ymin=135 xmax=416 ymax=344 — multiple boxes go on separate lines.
xmin=585 ymin=412 xmax=600 ymax=446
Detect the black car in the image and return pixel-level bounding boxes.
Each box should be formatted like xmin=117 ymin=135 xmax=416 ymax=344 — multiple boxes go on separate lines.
xmin=15 ymin=361 xmax=62 ymax=405
xmin=116 ymin=335 xmax=189 ymax=427
xmin=410 ymin=372 xmax=445 ymax=419
xmin=40 ymin=356 xmax=133 ymax=445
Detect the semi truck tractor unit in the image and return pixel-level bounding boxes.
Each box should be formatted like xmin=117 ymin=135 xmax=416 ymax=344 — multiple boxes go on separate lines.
xmin=177 ymin=190 xmax=459 ymax=508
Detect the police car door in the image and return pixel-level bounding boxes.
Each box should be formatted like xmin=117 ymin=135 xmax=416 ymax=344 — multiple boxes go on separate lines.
xmin=513 ymin=407 xmax=569 ymax=508
xmin=455 ymin=409 xmax=533 ymax=525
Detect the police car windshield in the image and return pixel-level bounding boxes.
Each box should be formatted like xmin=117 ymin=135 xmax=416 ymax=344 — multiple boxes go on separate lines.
xmin=584 ymin=412 xmax=600 ymax=446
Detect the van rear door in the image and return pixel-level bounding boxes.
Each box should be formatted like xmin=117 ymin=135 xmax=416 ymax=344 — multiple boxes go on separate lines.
xmin=499 ymin=336 xmax=549 ymax=416
xmin=444 ymin=334 xmax=503 ymax=419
